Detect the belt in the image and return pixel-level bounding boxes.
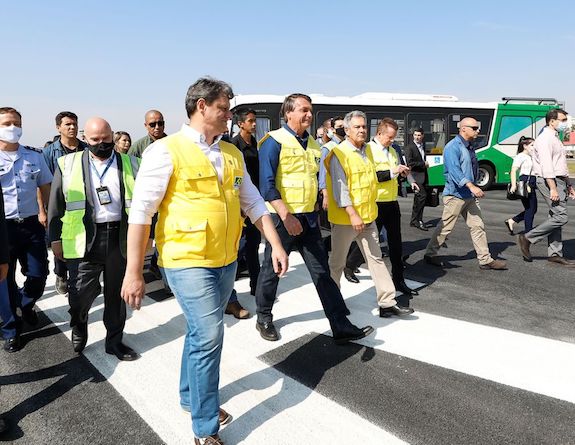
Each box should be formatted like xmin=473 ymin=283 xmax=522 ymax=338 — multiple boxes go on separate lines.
xmin=7 ymin=215 xmax=37 ymax=224
xmin=96 ymin=221 xmax=121 ymax=229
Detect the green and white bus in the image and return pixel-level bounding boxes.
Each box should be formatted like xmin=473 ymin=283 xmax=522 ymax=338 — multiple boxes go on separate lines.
xmin=230 ymin=93 xmax=561 ymax=189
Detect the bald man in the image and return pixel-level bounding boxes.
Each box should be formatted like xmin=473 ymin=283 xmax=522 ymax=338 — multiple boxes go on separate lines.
xmin=48 ymin=117 xmax=142 ymax=360
xmin=424 ymin=117 xmax=507 ymax=270
xmin=128 ymin=110 xmax=167 ymax=158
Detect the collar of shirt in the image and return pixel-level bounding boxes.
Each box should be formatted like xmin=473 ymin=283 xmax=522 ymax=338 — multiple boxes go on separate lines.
xmin=457 ymin=134 xmax=471 ymax=149
xmin=342 ymin=138 xmax=367 ymax=153
xmin=0 ymin=145 xmax=22 ymax=163
xmin=180 ymin=124 xmax=225 ymax=182
xmin=282 ymin=124 xmax=309 ymax=149
xmin=233 ymin=133 xmax=257 ymax=151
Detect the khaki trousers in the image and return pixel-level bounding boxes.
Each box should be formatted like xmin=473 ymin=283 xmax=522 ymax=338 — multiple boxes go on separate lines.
xmin=329 ymin=222 xmax=396 ymax=308
xmin=425 ymin=196 xmax=493 ymax=265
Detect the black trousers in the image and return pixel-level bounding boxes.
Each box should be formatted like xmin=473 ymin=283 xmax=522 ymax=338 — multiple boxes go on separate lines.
xmin=411 ymin=187 xmax=427 ymax=225
xmin=67 ymin=225 xmax=126 ymax=348
xmin=241 ymin=219 xmax=261 ymax=292
xmin=255 ymin=214 xmax=351 ymax=332
xmin=347 ymin=201 xmax=405 ymax=285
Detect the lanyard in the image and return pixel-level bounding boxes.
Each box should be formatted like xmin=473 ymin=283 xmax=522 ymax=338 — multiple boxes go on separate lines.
xmin=89 ymin=153 xmax=114 ymax=186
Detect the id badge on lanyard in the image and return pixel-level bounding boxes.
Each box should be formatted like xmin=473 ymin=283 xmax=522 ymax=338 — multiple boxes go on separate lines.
xmin=90 ymin=154 xmax=114 ymax=206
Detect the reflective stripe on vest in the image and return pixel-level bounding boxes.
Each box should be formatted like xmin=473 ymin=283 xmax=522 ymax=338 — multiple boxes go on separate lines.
xmin=325 ymin=143 xmax=377 ymax=225
xmin=368 ymin=142 xmax=399 ymax=202
xmin=57 ymin=151 xmax=139 ymax=259
xmin=259 ymin=127 xmax=320 ymax=214
xmin=155 ymin=132 xmax=244 ymax=268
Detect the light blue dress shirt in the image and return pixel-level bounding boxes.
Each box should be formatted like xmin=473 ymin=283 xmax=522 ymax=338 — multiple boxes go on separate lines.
xmin=0 ymin=145 xmax=53 ymax=219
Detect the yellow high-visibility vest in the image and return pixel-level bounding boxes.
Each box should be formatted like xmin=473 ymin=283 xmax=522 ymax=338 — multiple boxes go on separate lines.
xmin=259 ymin=127 xmax=320 ymax=214
xmin=58 ymin=151 xmax=139 ymax=259
xmin=155 ymin=132 xmax=244 ymax=268
xmin=368 ymin=141 xmax=399 ymax=202
xmin=325 ymin=143 xmax=377 ymax=225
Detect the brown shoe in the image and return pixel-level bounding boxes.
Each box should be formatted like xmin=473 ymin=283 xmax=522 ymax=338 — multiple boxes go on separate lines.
xmin=225 ymin=301 xmax=250 ymax=319
xmin=194 ymin=435 xmax=224 ymax=445
xmin=218 ymin=408 xmax=232 ymax=425
xmin=479 ymin=259 xmax=507 ymax=270
xmin=547 ymin=255 xmax=575 ymax=267
xmin=517 ymin=234 xmax=532 ymax=262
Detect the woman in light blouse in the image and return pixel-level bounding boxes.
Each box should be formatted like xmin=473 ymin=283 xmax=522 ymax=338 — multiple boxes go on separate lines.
xmin=505 ymin=136 xmax=537 ymax=234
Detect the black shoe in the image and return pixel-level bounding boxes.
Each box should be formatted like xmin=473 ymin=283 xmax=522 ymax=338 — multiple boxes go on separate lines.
xmin=410 ymin=221 xmax=428 ymax=231
xmin=106 ymin=343 xmax=139 ymax=361
xmin=379 ymin=305 xmax=415 ymax=317
xmin=0 ymin=417 xmax=8 ymax=433
xmin=71 ymin=323 xmax=88 ymax=353
xmin=55 ymin=276 xmax=68 ymax=295
xmin=395 ymin=281 xmax=418 ymax=296
xmin=21 ymin=306 xmax=39 ymax=327
xmin=333 ymin=325 xmax=374 ymax=345
xmin=424 ymin=255 xmax=444 ymax=267
xmin=343 ymin=267 xmax=359 ymax=284
xmin=3 ymin=336 xmax=21 ymax=353
xmin=256 ymin=321 xmax=279 ymax=341
xmin=353 ymin=268 xmax=360 ymax=273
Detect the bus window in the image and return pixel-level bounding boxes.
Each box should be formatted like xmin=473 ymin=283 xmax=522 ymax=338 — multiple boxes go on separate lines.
xmin=256 ymin=117 xmax=271 ymax=141
xmin=497 ymin=116 xmax=532 ymax=144
xmin=448 ymin=114 xmax=491 ymax=149
xmin=535 ymin=116 xmax=546 ymax=137
xmin=407 ymin=114 xmax=447 ymax=155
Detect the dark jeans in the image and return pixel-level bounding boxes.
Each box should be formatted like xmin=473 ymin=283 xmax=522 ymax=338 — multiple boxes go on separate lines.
xmin=255 ymin=214 xmax=351 ymax=332
xmin=512 ymin=175 xmax=538 ymax=232
xmin=347 ymin=201 xmax=405 ymax=285
xmin=0 ymin=217 xmax=48 ymax=339
xmin=411 ymin=186 xmax=427 ymax=225
xmin=242 ymin=219 xmax=261 ymax=291
xmin=66 ymin=225 xmax=127 ymax=348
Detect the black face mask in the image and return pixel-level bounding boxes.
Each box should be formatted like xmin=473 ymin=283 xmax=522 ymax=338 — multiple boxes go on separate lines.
xmin=88 ymin=141 xmax=115 ymax=158
xmin=335 ymin=127 xmax=346 ymax=138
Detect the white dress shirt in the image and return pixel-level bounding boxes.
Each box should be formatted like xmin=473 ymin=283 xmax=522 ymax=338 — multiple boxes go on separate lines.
xmin=89 ymin=152 xmax=122 ymax=223
xmin=128 ymin=124 xmax=268 ymax=225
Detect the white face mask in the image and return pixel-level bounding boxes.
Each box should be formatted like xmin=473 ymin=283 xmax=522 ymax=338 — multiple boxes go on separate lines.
xmin=0 ymin=124 xmax=22 ymax=143
xmin=555 ymin=121 xmax=569 ymax=132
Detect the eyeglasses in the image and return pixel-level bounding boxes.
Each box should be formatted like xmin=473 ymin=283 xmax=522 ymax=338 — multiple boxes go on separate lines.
xmin=463 ymin=125 xmax=480 ymax=131
xmin=148 ymin=121 xmax=165 ymax=128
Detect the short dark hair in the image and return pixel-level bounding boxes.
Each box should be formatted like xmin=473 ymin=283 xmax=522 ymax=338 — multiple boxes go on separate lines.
xmin=280 ymin=93 xmax=312 ymax=120
xmin=413 ymin=127 xmax=424 ymax=134
xmin=185 ymin=77 xmax=234 ymax=118
xmin=517 ymin=135 xmax=534 ymax=153
xmin=0 ymin=107 xmax=21 ymax=119
xmin=377 ymin=117 xmax=398 ymax=133
xmin=545 ymin=108 xmax=567 ymax=125
xmin=235 ymin=108 xmax=256 ymax=123
xmin=330 ymin=116 xmax=344 ymax=127
xmin=55 ymin=111 xmax=78 ymax=126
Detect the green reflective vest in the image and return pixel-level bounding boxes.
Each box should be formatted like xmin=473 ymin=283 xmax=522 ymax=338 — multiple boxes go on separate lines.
xmin=57 ymin=151 xmax=140 ymax=259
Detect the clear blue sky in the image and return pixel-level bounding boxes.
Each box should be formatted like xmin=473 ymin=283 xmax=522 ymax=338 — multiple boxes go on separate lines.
xmin=3 ymin=0 xmax=573 ymax=145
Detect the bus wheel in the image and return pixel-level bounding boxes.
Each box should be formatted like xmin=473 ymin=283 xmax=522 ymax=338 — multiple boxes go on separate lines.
xmin=477 ymin=164 xmax=494 ymax=190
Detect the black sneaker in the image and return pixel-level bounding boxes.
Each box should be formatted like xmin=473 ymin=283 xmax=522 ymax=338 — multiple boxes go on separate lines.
xmin=55 ymin=276 xmax=68 ymax=295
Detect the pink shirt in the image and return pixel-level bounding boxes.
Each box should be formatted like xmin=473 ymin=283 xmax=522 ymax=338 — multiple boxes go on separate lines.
xmin=531 ymin=127 xmax=569 ymax=179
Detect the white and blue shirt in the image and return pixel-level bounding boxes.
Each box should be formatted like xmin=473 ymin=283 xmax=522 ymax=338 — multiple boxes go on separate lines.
xmin=0 ymin=145 xmax=53 ymax=219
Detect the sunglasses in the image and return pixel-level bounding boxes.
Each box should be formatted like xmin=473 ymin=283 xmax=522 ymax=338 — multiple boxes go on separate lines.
xmin=148 ymin=121 xmax=165 ymax=128
xmin=463 ymin=125 xmax=480 ymax=131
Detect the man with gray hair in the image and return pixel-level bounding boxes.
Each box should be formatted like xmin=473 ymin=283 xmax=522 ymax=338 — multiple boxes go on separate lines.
xmin=121 ymin=77 xmax=289 ymax=445
xmin=325 ymin=111 xmax=414 ymax=317
xmin=255 ymin=94 xmax=374 ymax=343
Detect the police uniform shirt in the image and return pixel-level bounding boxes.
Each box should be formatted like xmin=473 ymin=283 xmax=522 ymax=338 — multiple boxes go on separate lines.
xmin=88 ymin=152 xmax=122 ymax=223
xmin=0 ymin=145 xmax=53 ymax=219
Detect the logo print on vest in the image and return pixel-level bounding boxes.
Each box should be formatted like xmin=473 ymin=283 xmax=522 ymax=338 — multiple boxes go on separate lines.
xmin=234 ymin=176 xmax=243 ymax=189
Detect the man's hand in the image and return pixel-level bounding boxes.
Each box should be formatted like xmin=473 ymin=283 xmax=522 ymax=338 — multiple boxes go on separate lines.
xmin=281 ymin=213 xmax=303 ymax=236
xmin=321 ymin=189 xmax=329 ymax=211
xmin=568 ymin=186 xmax=575 ymax=200
xmin=51 ymin=241 xmax=65 ymax=261
xmin=121 ymin=271 xmax=146 ymax=310
xmin=394 ymin=165 xmax=410 ymax=177
xmin=349 ymin=213 xmax=365 ymax=232
xmin=468 ymin=184 xmax=485 ymax=198
xmin=271 ymin=245 xmax=289 ymax=278
xmin=425 ymin=161 xmax=429 ymax=168
xmin=38 ymin=210 xmax=48 ymax=228
xmin=509 ymin=183 xmax=517 ymax=194
xmin=412 ymin=182 xmax=420 ymax=193
xmin=0 ymin=263 xmax=8 ymax=282
xmin=550 ymin=188 xmax=560 ymax=202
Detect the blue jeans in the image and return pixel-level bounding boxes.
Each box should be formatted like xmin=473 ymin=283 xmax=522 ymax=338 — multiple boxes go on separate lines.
xmin=162 ymin=262 xmax=237 ymax=438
